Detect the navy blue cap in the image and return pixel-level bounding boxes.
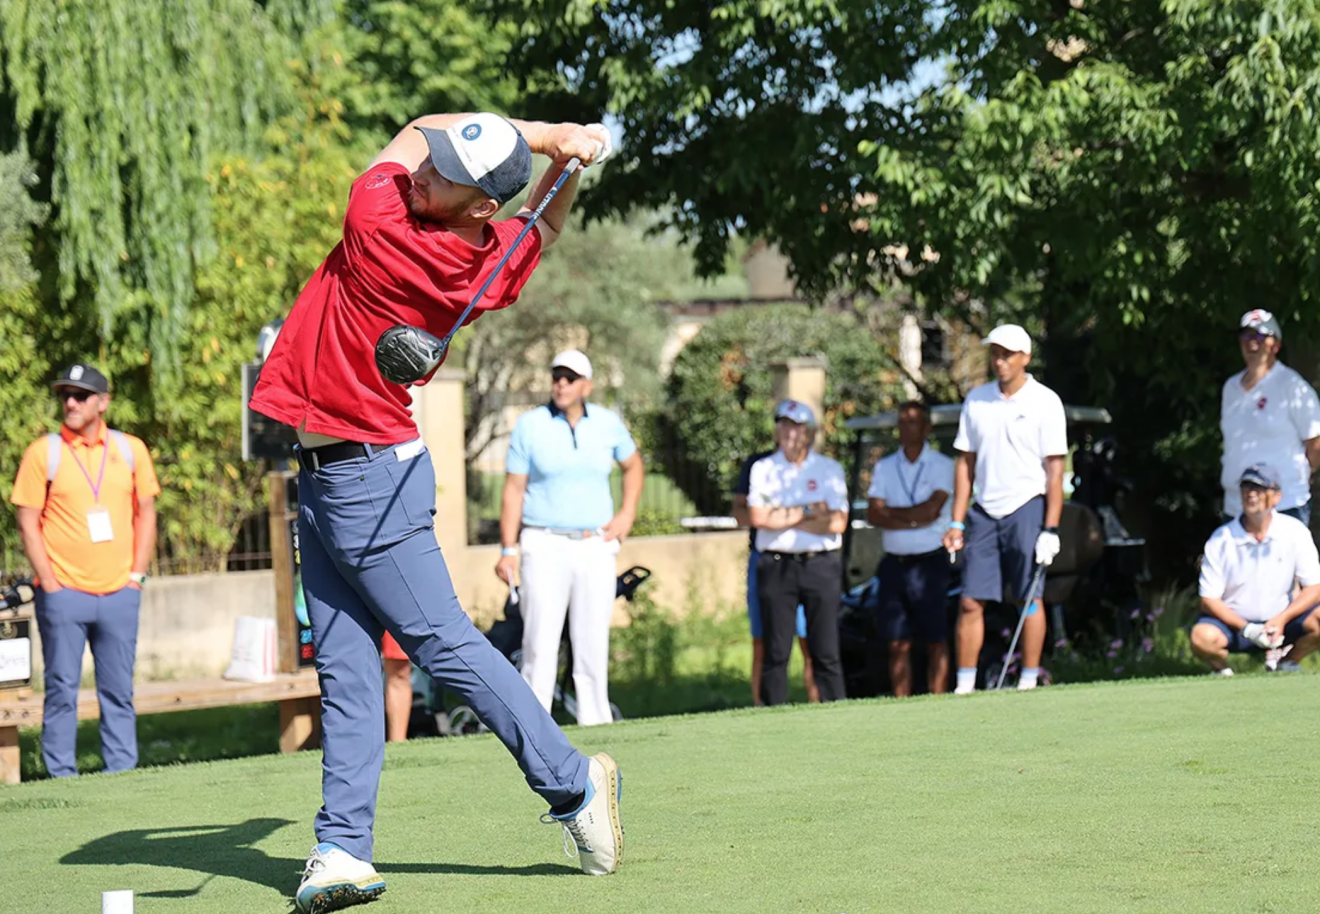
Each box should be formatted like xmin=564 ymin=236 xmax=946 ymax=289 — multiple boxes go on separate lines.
xmin=1239 ymin=463 xmax=1282 ymax=490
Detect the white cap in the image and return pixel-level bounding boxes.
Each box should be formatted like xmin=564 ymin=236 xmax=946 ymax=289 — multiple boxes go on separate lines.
xmin=551 ymin=349 xmax=593 ymax=380
xmin=774 ymin=399 xmax=817 ymax=427
xmin=982 ymin=323 xmax=1032 ymax=355
xmin=415 ymin=113 xmax=533 ymax=204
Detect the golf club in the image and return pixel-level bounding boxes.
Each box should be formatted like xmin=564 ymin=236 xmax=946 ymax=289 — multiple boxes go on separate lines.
xmin=994 ymin=561 xmax=1048 ymax=691
xmin=374 ymin=157 xmax=582 ymax=385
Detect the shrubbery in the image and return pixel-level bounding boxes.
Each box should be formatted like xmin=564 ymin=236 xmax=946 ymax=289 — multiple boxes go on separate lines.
xmin=646 ymin=303 xmax=909 ymax=515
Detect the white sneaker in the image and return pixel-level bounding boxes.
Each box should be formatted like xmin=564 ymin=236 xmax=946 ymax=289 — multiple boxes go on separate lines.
xmin=295 ymin=843 xmax=385 ymax=913
xmin=1016 ymin=680 xmax=1038 ymax=691
xmin=1211 ymin=668 xmax=1234 ymax=678
xmin=546 ymin=752 xmax=624 ymax=876
xmin=954 ymin=682 xmax=976 ymax=695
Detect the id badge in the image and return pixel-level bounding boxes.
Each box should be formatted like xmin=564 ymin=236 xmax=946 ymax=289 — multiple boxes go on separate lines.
xmin=87 ymin=508 xmax=115 ymax=543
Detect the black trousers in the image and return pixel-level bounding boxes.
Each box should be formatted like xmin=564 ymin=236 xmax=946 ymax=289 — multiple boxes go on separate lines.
xmin=756 ymin=550 xmax=846 ymax=705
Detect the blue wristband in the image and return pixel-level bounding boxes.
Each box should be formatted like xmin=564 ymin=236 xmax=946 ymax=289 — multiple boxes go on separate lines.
xmin=501 ymin=547 xmax=519 ymax=557
xmin=948 ymin=521 xmax=966 ymax=531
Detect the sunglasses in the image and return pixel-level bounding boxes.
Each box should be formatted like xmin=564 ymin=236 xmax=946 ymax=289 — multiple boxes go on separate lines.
xmin=551 ymin=368 xmax=582 ymax=384
xmin=54 ymin=388 xmax=97 ymax=403
xmin=1239 ymin=330 xmax=1273 ymax=343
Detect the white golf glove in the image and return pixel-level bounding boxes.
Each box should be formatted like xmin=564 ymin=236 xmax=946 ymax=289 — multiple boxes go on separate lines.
xmin=1034 ymin=530 xmax=1061 ymax=566
xmin=1241 ymin=622 xmax=1274 ymax=649
xmin=585 ymin=123 xmax=614 ymax=167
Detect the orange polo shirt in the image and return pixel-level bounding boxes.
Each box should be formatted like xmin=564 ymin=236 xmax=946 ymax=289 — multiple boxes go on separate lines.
xmin=10 ymin=424 xmax=161 ymax=594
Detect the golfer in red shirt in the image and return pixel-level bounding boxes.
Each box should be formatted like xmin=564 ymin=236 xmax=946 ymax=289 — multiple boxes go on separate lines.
xmin=251 ymin=112 xmax=621 ymax=913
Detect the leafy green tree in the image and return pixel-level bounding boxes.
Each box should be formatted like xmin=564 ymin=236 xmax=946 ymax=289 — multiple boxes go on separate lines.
xmin=458 ymin=206 xmax=736 ymax=462
xmin=860 ymin=0 xmax=1320 ymax=562
xmin=0 ymin=151 xmax=51 ymax=564
xmin=492 ymin=0 xmax=1320 ymax=569
xmin=657 ymin=303 xmax=908 ymax=514
xmin=0 ymin=0 xmax=295 ymax=380
xmin=480 ymin=0 xmax=932 ymax=285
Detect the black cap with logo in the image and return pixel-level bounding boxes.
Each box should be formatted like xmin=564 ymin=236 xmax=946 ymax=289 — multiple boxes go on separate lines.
xmin=52 ymin=364 xmax=110 ymax=395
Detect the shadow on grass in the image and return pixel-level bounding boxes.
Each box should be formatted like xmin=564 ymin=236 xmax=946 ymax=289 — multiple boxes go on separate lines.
xmin=61 ymin=817 xmax=577 ymax=900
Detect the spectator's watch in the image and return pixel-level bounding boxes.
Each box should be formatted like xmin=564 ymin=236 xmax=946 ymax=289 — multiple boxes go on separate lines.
xmin=1043 ymin=526 xmax=1059 ymax=534
xmin=129 ymin=572 xmax=150 ymax=588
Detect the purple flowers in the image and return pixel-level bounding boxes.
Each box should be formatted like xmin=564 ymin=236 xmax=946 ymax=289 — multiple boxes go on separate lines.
xmin=1141 ymin=637 xmax=1154 ymax=654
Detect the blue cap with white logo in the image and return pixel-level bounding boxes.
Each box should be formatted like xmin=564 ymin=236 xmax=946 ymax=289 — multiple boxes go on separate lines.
xmin=415 ymin=113 xmax=533 ymax=205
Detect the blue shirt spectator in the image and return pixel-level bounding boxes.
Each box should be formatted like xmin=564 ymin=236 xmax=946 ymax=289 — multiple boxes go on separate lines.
xmin=507 ymin=401 xmax=637 ymax=530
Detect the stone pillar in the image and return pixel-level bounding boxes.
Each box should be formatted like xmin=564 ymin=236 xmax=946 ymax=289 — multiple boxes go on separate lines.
xmin=770 ymin=357 xmax=829 ymax=448
xmin=410 ymin=369 xmax=469 ymax=555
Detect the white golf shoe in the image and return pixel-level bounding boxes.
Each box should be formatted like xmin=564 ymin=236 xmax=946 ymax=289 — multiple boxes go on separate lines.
xmin=953 ymin=682 xmax=976 ymax=695
xmin=295 ymin=843 xmax=386 ymax=913
xmin=546 ymin=752 xmax=624 ymax=876
xmin=1211 ymin=667 xmax=1234 ymax=678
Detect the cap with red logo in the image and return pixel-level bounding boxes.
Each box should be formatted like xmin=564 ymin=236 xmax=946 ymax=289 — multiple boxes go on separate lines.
xmin=1240 ymin=309 xmax=1282 ymax=340
xmin=774 ymin=399 xmax=817 ymax=427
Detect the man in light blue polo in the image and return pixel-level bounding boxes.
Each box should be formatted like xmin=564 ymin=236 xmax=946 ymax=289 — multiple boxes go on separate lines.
xmin=496 ymin=349 xmax=645 ymax=725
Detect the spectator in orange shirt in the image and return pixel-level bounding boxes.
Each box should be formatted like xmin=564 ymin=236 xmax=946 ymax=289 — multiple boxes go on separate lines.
xmin=10 ymin=364 xmax=160 ymax=777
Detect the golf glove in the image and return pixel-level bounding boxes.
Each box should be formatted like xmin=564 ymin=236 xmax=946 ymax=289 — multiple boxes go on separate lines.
xmin=1241 ymin=622 xmax=1274 ymax=649
xmin=586 ymin=123 xmax=614 ymax=166
xmin=1034 ymin=530 xmax=1061 ymax=566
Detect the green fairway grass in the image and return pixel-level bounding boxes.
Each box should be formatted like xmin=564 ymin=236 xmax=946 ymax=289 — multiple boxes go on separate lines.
xmin=5 ymin=674 xmax=1319 ymax=913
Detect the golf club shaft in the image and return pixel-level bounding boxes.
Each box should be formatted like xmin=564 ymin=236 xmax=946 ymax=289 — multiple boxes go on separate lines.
xmin=994 ymin=562 xmax=1047 ymax=690
xmin=436 ymin=157 xmax=581 ymax=348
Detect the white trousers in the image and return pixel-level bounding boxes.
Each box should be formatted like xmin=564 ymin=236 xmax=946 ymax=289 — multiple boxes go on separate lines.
xmin=518 ymin=527 xmax=620 ymax=726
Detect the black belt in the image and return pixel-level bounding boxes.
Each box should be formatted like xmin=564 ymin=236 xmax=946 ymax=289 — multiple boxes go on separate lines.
xmin=885 ymin=548 xmax=947 ymax=565
xmin=764 ymin=550 xmax=839 ymax=563
xmin=299 ymin=441 xmax=383 ymax=472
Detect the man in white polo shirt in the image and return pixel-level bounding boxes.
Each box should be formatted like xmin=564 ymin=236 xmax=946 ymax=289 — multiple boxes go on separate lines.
xmin=1220 ymin=310 xmax=1320 ymax=525
xmin=942 ymin=324 xmax=1068 ymax=694
xmin=1193 ymin=464 xmax=1320 ymax=675
xmin=747 ymin=399 xmax=849 ymax=705
xmin=867 ymin=401 xmax=956 ymax=696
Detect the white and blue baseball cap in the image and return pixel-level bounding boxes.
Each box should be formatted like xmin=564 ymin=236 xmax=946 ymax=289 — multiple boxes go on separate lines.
xmin=415 ymin=113 xmax=533 ymax=205
xmin=1240 ymin=309 xmax=1282 ymax=340
xmin=1239 ymin=463 xmax=1282 ymax=490
xmin=774 ymin=399 xmax=817 ymax=427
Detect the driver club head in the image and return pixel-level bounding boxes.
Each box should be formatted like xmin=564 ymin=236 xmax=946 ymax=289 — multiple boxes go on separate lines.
xmin=375 ymin=324 xmax=448 ymax=385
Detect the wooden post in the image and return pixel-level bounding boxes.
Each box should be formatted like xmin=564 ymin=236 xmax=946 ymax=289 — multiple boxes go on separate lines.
xmin=279 ymin=696 xmax=321 ymax=753
xmin=0 ymin=724 xmax=19 ymax=785
xmin=268 ymin=471 xmax=300 ymax=674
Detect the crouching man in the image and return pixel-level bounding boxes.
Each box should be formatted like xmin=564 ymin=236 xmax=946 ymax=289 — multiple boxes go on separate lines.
xmin=1192 ymin=463 xmax=1320 ymax=676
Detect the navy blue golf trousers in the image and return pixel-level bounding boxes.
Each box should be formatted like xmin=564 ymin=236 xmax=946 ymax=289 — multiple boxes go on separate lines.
xmin=297 ymin=441 xmax=588 ymax=862
xmin=35 ymin=585 xmax=140 ymax=777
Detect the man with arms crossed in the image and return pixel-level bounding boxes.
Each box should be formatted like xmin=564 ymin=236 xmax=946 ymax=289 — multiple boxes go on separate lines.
xmin=867 ymin=401 xmax=955 ymax=696
xmin=942 ymin=325 xmax=1067 ymax=694
xmin=1220 ymin=310 xmax=1320 ymax=525
xmin=250 ymin=112 xmax=620 ymax=913
xmin=1193 ymin=464 xmax=1320 ymax=675
xmin=747 ymin=399 xmax=849 ymax=705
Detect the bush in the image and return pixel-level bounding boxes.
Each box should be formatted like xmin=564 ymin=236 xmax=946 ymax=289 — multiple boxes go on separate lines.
xmin=649 ymin=303 xmax=909 ymax=515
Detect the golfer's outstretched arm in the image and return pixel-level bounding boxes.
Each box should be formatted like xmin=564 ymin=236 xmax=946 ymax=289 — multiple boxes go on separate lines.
xmin=518 ymin=164 xmax=580 ymax=249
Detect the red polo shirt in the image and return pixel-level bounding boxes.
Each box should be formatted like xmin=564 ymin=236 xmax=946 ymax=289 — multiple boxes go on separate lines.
xmin=250 ymin=162 xmax=542 ymax=444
